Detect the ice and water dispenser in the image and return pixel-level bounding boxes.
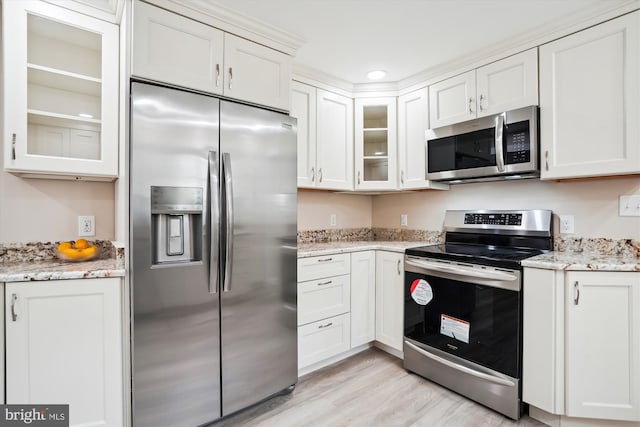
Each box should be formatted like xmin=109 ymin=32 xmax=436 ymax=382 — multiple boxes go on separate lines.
xmin=151 ymin=186 xmax=203 ymax=265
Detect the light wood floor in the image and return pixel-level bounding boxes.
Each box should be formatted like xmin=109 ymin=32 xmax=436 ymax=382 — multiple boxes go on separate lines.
xmin=215 ymin=348 xmax=545 ymax=427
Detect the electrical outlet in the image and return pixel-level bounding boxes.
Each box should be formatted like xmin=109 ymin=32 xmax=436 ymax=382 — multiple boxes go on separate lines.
xmin=330 ymin=214 xmax=337 ymax=226
xmin=78 ymin=215 xmax=95 ymax=237
xmin=401 ymin=214 xmax=408 ymax=226
xmin=559 ymin=215 xmax=574 ymax=234
xmin=619 ymin=195 xmax=640 ymax=217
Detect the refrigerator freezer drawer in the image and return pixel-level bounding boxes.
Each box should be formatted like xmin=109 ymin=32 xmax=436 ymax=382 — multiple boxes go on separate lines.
xmin=298 ymin=274 xmax=350 ymax=326
xmin=298 ymin=253 xmax=350 ymax=282
xmin=298 ymin=313 xmax=350 ymax=369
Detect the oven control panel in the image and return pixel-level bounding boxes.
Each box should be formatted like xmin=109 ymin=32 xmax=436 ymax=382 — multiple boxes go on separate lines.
xmin=464 ymin=213 xmax=522 ymax=226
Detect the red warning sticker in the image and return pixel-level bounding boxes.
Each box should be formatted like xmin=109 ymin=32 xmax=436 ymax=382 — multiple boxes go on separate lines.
xmin=410 ymin=279 xmax=433 ymax=305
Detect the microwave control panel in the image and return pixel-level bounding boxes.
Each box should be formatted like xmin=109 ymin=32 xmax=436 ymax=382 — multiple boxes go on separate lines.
xmin=464 ymin=213 xmax=523 ymax=226
xmin=505 ymin=121 xmax=530 ymax=164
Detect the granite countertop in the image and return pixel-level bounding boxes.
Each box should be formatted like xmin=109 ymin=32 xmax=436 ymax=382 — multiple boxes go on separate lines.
xmin=0 ymin=241 xmax=126 ymax=283
xmin=297 ymin=241 xmax=432 ymax=258
xmin=522 ymin=252 xmax=640 ymax=272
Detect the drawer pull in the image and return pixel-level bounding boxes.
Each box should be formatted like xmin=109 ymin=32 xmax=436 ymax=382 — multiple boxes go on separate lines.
xmin=317 ymin=257 xmax=333 ymax=262
xmin=317 ymin=280 xmax=332 ymax=286
xmin=318 ymin=322 xmax=333 ymax=329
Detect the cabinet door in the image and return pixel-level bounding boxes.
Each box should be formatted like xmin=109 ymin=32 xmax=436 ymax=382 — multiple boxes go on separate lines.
xmin=476 ymin=48 xmax=538 ymax=117
xmin=291 ymin=81 xmax=317 ymax=188
xmin=316 ymin=89 xmax=354 ymax=190
xmin=224 ymin=33 xmax=292 ymax=111
xmin=6 ymin=279 xmax=123 ymax=426
xmin=429 ymin=70 xmax=476 ymax=128
xmin=540 ymin=12 xmax=640 ymax=180
xmin=565 ymin=271 xmax=640 ymax=421
xmin=4 ymin=0 xmax=119 ymax=179
xmin=350 ymin=251 xmax=376 ymax=347
xmin=522 ymin=268 xmax=565 ymax=415
xmin=354 ymin=97 xmax=397 ymax=190
xmin=132 ymin=0 xmax=224 ymax=95
xmin=375 ymin=251 xmax=404 ymax=352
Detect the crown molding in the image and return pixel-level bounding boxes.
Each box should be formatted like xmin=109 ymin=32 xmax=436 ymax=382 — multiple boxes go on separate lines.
xmin=397 ymin=0 xmax=640 ymax=92
xmin=292 ymin=64 xmax=355 ymax=97
xmin=143 ymin=0 xmax=305 ymax=55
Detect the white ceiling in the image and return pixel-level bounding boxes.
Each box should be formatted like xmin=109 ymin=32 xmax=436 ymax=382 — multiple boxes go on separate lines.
xmin=209 ymin=0 xmax=630 ymax=84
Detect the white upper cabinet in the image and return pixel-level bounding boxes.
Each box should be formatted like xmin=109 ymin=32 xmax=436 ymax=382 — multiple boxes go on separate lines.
xmin=223 ymin=33 xmax=291 ymax=111
xmin=354 ymin=97 xmax=397 ymax=190
xmin=132 ymin=0 xmax=292 ymax=110
xmin=315 ymin=88 xmax=354 ymax=190
xmin=291 ymin=81 xmax=317 ymax=187
xmin=565 ymin=271 xmax=640 ymax=422
xmin=429 ymin=70 xmax=476 ymax=128
xmin=539 ymin=11 xmax=640 ymax=180
xmin=397 ymin=88 xmax=449 ymax=190
xmin=132 ymin=0 xmax=224 ymax=95
xmin=429 ymin=48 xmax=538 ymax=128
xmin=3 ymin=0 xmax=119 ymax=180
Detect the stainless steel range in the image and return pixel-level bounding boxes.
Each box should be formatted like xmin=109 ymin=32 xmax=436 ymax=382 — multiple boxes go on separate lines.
xmin=403 ymin=209 xmax=553 ymax=420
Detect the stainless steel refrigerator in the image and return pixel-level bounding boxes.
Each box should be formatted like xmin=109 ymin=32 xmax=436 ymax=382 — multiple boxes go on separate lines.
xmin=130 ymin=82 xmax=297 ymax=427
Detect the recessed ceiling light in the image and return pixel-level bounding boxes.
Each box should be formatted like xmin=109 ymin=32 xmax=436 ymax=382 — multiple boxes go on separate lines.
xmin=367 ymin=70 xmax=386 ymax=80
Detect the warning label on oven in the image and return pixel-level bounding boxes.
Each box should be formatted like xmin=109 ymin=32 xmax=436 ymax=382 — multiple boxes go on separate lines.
xmin=410 ymin=279 xmax=433 ymax=305
xmin=440 ymin=314 xmax=470 ymax=344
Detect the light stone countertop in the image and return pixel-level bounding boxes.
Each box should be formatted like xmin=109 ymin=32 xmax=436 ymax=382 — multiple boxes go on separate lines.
xmin=0 ymin=258 xmax=125 ymax=282
xmin=522 ymin=251 xmax=640 ymax=272
xmin=297 ymin=241 xmax=433 ymax=258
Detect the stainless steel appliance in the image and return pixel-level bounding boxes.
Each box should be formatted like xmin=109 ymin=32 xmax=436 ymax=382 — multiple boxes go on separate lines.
xmin=403 ymin=209 xmax=553 ymax=420
xmin=426 ymin=106 xmax=539 ymax=183
xmin=130 ymin=82 xmax=297 ymax=427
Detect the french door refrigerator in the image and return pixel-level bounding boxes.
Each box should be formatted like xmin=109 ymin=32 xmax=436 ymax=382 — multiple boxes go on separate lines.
xmin=130 ymin=82 xmax=297 ymax=427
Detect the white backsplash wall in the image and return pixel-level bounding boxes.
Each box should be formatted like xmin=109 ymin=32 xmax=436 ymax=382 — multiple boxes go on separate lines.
xmin=372 ymin=177 xmax=640 ymax=239
xmin=0 ymin=171 xmax=115 ymax=243
xmin=298 ymin=190 xmax=372 ymax=230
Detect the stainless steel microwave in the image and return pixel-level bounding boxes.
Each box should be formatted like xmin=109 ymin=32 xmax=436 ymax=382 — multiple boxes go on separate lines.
xmin=426 ymin=106 xmax=539 ymax=183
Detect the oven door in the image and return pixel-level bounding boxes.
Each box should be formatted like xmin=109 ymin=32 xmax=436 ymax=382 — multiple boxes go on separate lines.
xmin=403 ymin=255 xmax=522 ymax=379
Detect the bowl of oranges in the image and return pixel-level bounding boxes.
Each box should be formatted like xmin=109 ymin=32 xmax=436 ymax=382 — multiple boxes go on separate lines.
xmin=56 ymin=239 xmax=100 ymax=262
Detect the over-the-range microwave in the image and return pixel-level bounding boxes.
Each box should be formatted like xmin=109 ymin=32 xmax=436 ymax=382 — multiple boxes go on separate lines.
xmin=426 ymin=106 xmax=539 ymax=183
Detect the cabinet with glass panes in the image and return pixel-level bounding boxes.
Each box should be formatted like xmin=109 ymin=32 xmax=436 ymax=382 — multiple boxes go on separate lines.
xmin=354 ymin=98 xmax=397 ymax=190
xmin=3 ymin=0 xmax=118 ymax=180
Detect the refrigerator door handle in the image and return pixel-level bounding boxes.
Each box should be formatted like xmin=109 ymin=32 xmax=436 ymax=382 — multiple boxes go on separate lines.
xmin=208 ymin=151 xmax=220 ymax=294
xmin=222 ymin=152 xmax=234 ymax=292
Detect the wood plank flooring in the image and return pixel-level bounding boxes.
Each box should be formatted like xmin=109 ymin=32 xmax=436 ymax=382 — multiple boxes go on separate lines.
xmin=215 ymin=348 xmax=545 ymax=427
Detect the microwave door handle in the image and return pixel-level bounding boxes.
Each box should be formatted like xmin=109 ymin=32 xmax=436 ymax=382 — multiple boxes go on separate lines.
xmin=495 ymin=113 xmax=505 ymax=172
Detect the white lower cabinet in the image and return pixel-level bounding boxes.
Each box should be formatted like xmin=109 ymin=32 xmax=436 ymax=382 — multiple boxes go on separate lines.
xmin=5 ymin=278 xmax=123 ymax=427
xmin=297 ymin=274 xmax=350 ymax=326
xmin=298 ymin=313 xmax=351 ymax=369
xmin=350 ymin=251 xmax=376 ymax=347
xmin=375 ymin=251 xmax=404 ymax=352
xmin=523 ymin=268 xmax=640 ymax=424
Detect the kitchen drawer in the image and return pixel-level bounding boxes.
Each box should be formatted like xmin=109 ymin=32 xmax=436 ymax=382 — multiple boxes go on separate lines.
xmin=298 ymin=313 xmax=350 ymax=369
xmin=298 ymin=274 xmax=350 ymax=326
xmin=297 ymin=253 xmax=350 ymax=282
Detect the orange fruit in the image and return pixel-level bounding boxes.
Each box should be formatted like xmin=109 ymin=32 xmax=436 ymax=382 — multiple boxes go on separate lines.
xmin=57 ymin=241 xmax=72 ymax=250
xmin=75 ymin=239 xmax=89 ymax=249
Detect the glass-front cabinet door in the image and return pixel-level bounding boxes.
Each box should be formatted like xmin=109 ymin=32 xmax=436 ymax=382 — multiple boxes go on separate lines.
xmin=3 ymin=1 xmax=119 ymax=180
xmin=354 ymin=97 xmax=397 ymax=190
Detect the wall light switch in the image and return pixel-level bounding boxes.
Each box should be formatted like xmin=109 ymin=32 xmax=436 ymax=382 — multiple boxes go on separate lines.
xmin=619 ymin=195 xmax=640 ymax=217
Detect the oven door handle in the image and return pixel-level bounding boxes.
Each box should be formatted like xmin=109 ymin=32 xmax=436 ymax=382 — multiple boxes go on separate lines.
xmin=405 ymin=341 xmax=516 ymax=387
xmin=405 ymin=258 xmax=517 ymax=282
